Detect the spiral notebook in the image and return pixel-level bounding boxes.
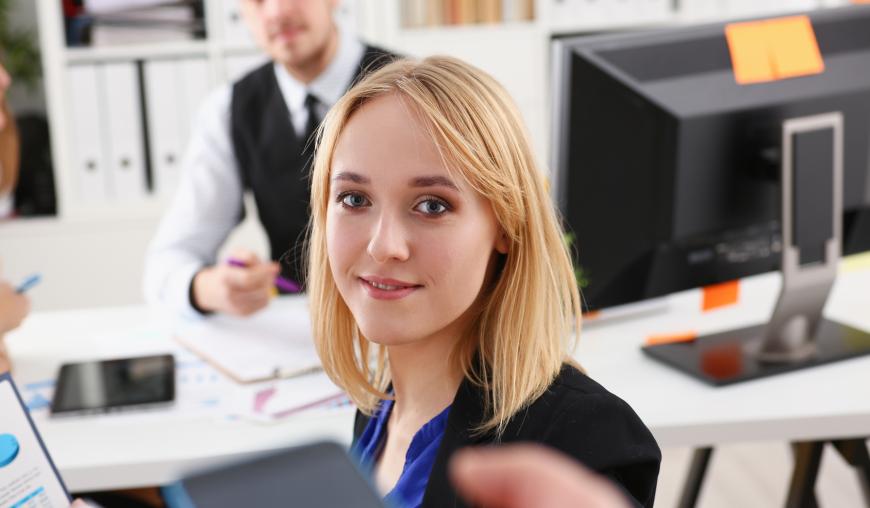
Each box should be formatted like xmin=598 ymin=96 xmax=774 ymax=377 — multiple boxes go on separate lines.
xmin=174 ymin=296 xmax=322 ymax=384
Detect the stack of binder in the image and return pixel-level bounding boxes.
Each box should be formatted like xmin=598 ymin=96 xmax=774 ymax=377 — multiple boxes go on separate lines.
xmin=66 ymin=0 xmax=205 ymax=47
xmin=67 ymin=57 xmax=212 ymax=203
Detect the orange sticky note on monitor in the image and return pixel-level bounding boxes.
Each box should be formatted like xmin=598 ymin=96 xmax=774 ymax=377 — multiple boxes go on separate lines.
xmin=702 ymin=280 xmax=740 ymax=312
xmin=766 ymin=16 xmax=824 ymax=80
xmin=725 ymin=21 xmax=775 ymax=85
xmin=725 ymin=15 xmax=824 ymax=84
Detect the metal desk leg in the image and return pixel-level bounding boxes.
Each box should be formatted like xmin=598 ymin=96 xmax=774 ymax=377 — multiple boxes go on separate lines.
xmin=786 ymin=441 xmax=824 ymax=508
xmin=832 ymin=438 xmax=870 ymax=506
xmin=678 ymin=447 xmax=714 ymax=508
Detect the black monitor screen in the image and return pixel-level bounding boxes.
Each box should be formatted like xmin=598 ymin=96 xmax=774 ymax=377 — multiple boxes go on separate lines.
xmin=552 ymin=6 xmax=870 ymax=311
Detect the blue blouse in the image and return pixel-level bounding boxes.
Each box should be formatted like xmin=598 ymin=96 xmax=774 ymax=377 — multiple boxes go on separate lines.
xmin=353 ymin=399 xmax=451 ymax=508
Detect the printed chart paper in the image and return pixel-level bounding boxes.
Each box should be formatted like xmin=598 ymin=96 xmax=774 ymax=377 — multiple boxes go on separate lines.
xmin=0 ymin=373 xmax=70 ymax=508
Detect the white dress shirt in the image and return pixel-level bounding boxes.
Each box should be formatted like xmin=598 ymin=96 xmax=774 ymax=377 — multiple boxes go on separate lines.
xmin=143 ymin=30 xmax=365 ymax=317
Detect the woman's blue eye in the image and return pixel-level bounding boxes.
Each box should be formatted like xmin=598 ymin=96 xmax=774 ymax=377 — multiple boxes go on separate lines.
xmin=339 ymin=192 xmax=369 ymax=208
xmin=415 ymin=199 xmax=449 ymax=216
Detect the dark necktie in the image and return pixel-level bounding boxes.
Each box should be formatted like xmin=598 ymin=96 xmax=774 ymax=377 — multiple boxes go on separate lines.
xmin=302 ymin=93 xmax=321 ymax=160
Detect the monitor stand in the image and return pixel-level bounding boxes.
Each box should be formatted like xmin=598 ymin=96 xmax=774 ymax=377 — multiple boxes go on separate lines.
xmin=643 ymin=112 xmax=870 ymax=386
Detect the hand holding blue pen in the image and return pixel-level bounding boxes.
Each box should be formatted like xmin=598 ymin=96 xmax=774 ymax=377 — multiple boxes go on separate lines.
xmin=0 ymin=274 xmax=31 ymax=338
xmin=15 ymin=273 xmax=41 ymax=294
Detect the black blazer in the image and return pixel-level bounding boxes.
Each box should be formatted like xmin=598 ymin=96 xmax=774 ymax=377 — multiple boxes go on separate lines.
xmin=352 ymin=364 xmax=661 ymax=508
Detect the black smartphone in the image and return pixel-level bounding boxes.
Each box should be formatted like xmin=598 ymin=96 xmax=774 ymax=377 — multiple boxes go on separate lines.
xmin=50 ymin=354 xmax=175 ymax=416
xmin=178 ymin=441 xmax=386 ymax=508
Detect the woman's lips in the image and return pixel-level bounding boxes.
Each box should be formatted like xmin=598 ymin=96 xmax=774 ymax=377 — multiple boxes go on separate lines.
xmin=359 ymin=276 xmax=422 ymax=300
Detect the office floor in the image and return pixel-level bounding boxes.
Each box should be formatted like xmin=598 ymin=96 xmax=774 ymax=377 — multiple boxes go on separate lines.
xmin=656 ymin=441 xmax=867 ymax=507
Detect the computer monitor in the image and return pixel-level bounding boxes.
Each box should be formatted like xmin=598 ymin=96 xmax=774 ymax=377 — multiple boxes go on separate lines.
xmin=551 ymin=6 xmax=870 ymax=384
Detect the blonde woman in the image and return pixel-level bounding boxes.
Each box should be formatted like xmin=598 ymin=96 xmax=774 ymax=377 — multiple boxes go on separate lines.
xmin=307 ymin=56 xmax=660 ymax=508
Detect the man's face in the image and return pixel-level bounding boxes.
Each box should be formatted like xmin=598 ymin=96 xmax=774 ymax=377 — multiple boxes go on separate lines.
xmin=240 ymin=0 xmax=338 ymax=69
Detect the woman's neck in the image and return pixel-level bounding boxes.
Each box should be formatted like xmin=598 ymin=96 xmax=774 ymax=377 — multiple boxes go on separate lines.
xmin=387 ymin=333 xmax=463 ymax=426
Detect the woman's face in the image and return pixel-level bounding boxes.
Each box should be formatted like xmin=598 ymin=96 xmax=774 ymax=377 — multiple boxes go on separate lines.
xmin=326 ymin=94 xmax=507 ymax=348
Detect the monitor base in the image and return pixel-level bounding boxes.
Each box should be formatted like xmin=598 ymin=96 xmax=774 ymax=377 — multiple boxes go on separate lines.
xmin=642 ymin=318 xmax=870 ymax=386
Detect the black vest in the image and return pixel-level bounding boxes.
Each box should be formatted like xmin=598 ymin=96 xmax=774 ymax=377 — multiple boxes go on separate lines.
xmin=230 ymin=45 xmax=395 ymax=288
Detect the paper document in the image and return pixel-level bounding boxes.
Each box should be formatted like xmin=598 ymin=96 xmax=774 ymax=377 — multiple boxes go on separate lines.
xmin=175 ymin=297 xmax=322 ymax=383
xmin=249 ymin=372 xmax=346 ymax=422
xmin=0 ymin=373 xmax=71 ymax=508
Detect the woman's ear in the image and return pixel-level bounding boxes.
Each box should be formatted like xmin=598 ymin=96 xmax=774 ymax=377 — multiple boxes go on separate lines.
xmin=494 ymin=230 xmax=509 ymax=254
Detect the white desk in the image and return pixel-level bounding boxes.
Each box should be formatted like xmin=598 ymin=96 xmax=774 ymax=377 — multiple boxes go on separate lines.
xmin=6 ymin=304 xmax=355 ymax=492
xmin=6 ymin=267 xmax=870 ymax=493
xmin=578 ymin=267 xmax=870 ymax=449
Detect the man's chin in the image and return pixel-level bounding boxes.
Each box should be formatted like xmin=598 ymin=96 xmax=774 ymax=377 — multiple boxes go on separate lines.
xmin=272 ymin=45 xmax=310 ymax=68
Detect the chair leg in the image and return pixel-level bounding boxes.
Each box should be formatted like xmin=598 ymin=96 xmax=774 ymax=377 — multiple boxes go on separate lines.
xmin=785 ymin=441 xmax=824 ymax=508
xmin=677 ymin=447 xmax=714 ymax=508
xmin=831 ymin=438 xmax=870 ymax=506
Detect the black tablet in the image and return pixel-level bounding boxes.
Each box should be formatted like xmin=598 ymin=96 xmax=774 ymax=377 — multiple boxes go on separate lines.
xmin=177 ymin=441 xmax=386 ymax=508
xmin=50 ymin=354 xmax=175 ymax=415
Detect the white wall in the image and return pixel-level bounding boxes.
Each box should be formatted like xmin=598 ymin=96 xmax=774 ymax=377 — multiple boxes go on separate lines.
xmin=0 ymin=194 xmax=269 ymax=311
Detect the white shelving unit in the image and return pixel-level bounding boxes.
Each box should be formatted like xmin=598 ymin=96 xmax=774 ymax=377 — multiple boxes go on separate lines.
xmin=35 ymin=0 xmax=253 ymax=222
xmin=0 ymin=0 xmax=849 ymax=311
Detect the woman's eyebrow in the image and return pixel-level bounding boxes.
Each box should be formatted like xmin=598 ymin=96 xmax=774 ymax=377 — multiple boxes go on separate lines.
xmin=409 ymin=175 xmax=459 ymax=191
xmin=332 ymin=171 xmax=370 ymax=184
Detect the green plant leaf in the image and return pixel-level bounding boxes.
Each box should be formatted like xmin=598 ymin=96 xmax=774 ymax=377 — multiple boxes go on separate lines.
xmin=0 ymin=0 xmax=42 ymax=91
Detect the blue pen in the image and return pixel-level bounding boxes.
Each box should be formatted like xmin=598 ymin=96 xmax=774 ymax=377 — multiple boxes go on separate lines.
xmin=15 ymin=273 xmax=41 ymax=294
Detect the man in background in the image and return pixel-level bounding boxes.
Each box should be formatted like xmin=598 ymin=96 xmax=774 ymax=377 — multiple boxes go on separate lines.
xmin=144 ymin=0 xmax=394 ymax=317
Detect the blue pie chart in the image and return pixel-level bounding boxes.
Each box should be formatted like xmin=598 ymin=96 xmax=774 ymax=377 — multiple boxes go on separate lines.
xmin=0 ymin=434 xmax=20 ymax=467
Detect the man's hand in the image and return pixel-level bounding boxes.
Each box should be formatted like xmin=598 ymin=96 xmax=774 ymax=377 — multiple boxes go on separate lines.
xmin=450 ymin=444 xmax=631 ymax=508
xmin=192 ymin=250 xmax=279 ymax=316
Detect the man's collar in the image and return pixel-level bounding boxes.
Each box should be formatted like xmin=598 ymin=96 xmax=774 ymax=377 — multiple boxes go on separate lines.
xmin=272 ymin=28 xmax=365 ymax=112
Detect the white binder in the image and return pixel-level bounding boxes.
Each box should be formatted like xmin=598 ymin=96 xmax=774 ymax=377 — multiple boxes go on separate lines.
xmin=144 ymin=58 xmax=184 ymax=198
xmin=178 ymin=57 xmax=212 ymax=147
xmin=144 ymin=57 xmax=212 ymax=198
xmin=102 ymin=62 xmax=147 ymax=200
xmin=67 ymin=64 xmax=109 ymax=203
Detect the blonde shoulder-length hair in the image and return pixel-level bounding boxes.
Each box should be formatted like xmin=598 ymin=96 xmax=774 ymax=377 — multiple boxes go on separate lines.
xmin=307 ymin=56 xmax=582 ymax=435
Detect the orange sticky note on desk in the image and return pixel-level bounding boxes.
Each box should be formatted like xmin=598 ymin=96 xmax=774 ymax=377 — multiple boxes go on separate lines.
xmin=646 ymin=331 xmax=697 ymax=346
xmin=725 ymin=15 xmax=824 ymax=85
xmin=582 ymin=310 xmax=601 ymax=321
xmin=702 ymin=280 xmax=740 ymax=312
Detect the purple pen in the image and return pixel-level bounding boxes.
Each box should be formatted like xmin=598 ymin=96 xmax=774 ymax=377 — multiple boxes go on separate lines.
xmin=226 ymin=257 xmax=301 ymax=293
xmin=274 ymin=276 xmax=301 ymax=293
